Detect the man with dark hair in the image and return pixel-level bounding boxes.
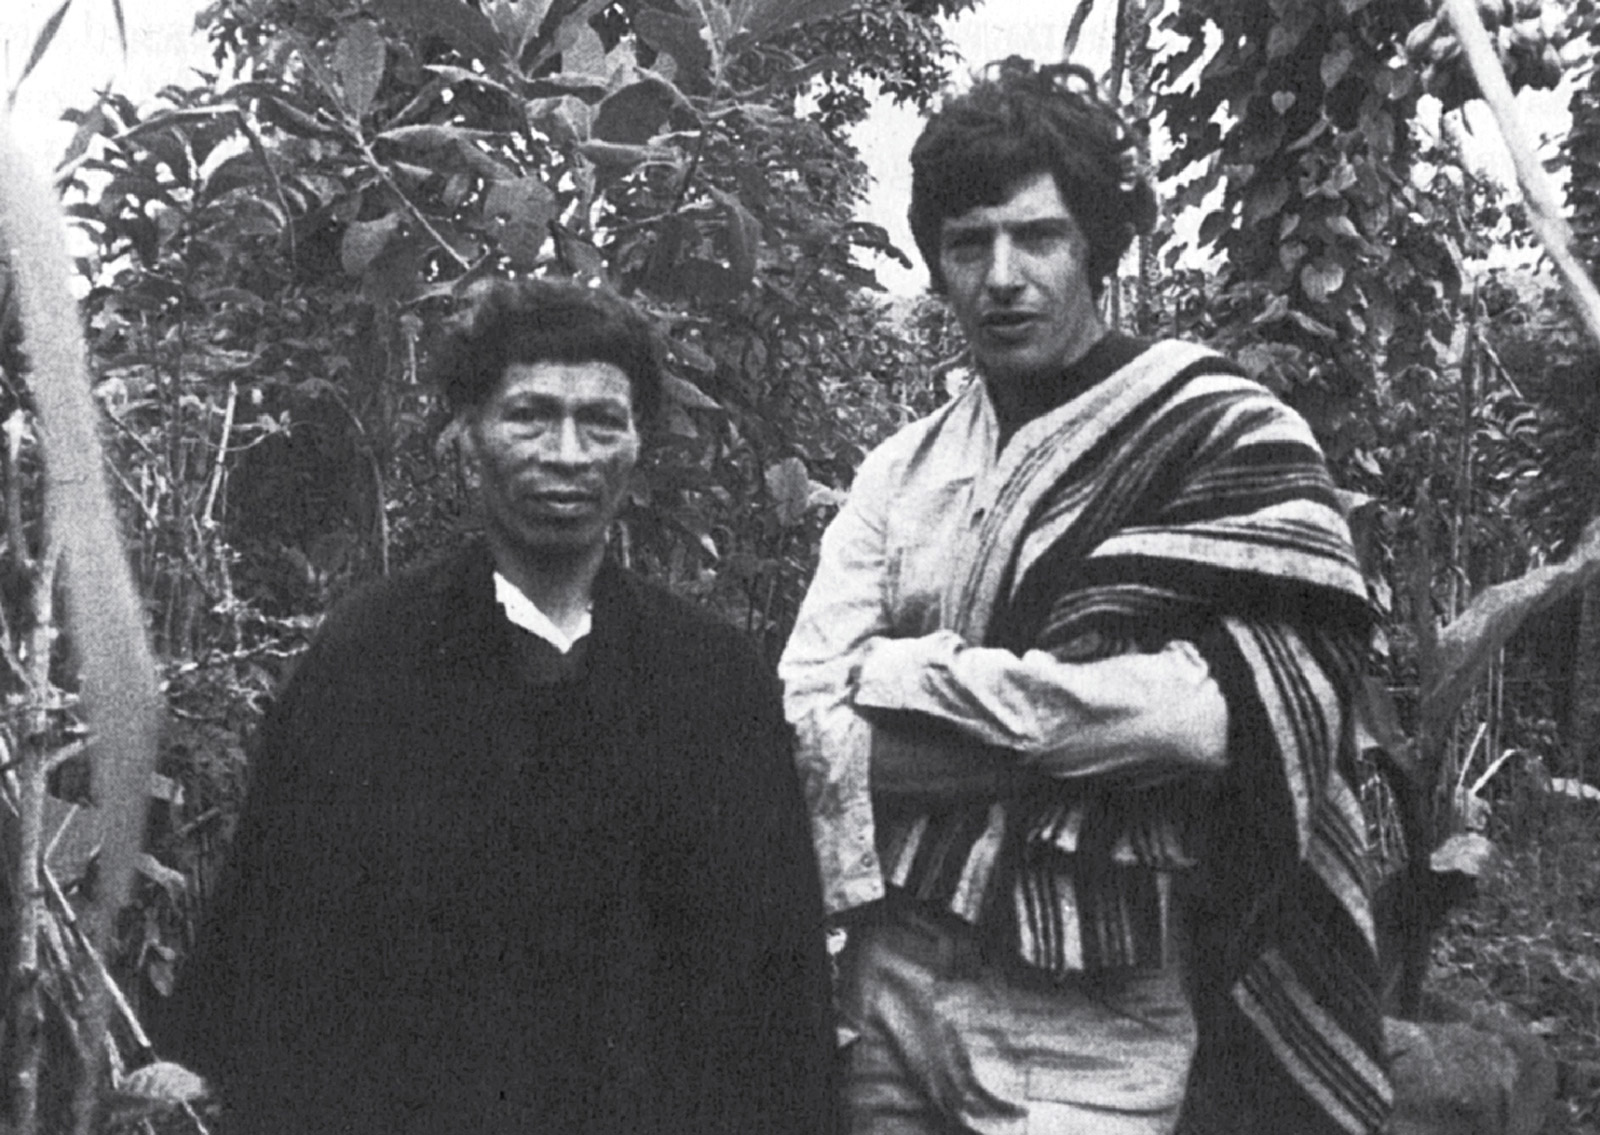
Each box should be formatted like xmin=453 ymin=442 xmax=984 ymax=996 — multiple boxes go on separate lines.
xmin=160 ymin=278 xmax=836 ymax=1134
xmin=780 ymin=60 xmax=1391 ymax=1135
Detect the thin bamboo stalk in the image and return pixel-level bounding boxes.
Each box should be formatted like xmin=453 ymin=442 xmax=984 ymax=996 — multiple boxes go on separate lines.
xmin=13 ymin=538 xmax=59 ymax=1135
xmin=1440 ymin=0 xmax=1600 ymax=352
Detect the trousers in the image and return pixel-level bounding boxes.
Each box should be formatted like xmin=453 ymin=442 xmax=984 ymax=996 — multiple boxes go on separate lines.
xmin=837 ymin=898 xmax=1197 ymax=1135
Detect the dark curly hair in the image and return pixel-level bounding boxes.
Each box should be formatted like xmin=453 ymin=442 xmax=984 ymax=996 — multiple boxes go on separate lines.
xmin=909 ymin=58 xmax=1158 ymax=295
xmin=432 ymin=279 xmax=663 ymax=429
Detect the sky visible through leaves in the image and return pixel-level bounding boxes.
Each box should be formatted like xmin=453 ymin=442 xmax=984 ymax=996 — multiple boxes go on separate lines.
xmin=0 ymin=0 xmax=1097 ymax=295
xmin=0 ymin=0 xmax=1573 ymax=293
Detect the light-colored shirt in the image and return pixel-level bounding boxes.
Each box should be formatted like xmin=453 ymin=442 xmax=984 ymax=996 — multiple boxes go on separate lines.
xmin=493 ymin=572 xmax=591 ymax=654
xmin=778 ymin=374 xmax=1229 ymax=916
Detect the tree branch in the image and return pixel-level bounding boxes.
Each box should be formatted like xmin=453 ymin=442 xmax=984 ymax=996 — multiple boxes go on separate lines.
xmin=1441 ymin=0 xmax=1600 ymax=352
xmin=355 ymin=138 xmax=473 ymax=273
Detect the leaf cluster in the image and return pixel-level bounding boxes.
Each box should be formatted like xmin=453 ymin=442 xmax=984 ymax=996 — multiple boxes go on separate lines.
xmin=45 ymin=0 xmax=960 ymax=646
xmin=1156 ymin=0 xmax=1457 ymax=422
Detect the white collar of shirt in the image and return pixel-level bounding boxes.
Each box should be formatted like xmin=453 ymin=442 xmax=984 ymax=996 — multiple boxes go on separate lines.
xmin=492 ymin=572 xmax=591 ymax=655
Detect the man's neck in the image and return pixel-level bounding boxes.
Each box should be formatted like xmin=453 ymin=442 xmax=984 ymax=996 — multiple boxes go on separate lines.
xmin=984 ymin=328 xmax=1114 ymax=439
xmin=485 ymin=534 xmax=606 ymax=638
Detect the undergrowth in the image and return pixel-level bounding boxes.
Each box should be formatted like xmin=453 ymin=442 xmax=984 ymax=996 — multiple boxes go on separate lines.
xmin=1431 ymin=797 xmax=1600 ymax=1134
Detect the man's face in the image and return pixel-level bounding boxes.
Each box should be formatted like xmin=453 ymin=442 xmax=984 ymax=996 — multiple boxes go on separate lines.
xmin=938 ymin=170 xmax=1105 ymax=389
xmin=464 ymin=360 xmax=640 ymax=560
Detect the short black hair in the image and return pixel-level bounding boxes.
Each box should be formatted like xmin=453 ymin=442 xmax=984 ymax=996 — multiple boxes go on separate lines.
xmin=909 ymin=58 xmax=1158 ymax=295
xmin=433 ymin=279 xmax=663 ymax=428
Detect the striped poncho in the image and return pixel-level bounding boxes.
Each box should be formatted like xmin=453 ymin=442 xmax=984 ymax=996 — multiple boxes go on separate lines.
xmin=880 ymin=340 xmax=1392 ymax=1134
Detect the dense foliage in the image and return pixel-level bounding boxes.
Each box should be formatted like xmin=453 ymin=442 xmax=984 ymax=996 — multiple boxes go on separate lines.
xmin=67 ymin=0 xmax=973 ymax=655
xmin=5 ymin=0 xmax=1600 ymax=1127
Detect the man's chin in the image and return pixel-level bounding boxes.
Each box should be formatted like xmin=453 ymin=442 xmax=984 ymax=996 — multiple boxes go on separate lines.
xmin=493 ymin=520 xmax=609 ymax=563
xmin=526 ymin=529 xmax=604 ymax=555
xmin=973 ymin=345 xmax=1056 ymax=387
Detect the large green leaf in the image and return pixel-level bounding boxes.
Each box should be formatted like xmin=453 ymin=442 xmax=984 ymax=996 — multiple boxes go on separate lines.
xmin=1300 ymin=257 xmax=1346 ymax=303
xmin=765 ymin=457 xmax=810 ymax=528
xmin=483 ymin=0 xmax=555 ymax=64
xmin=483 ymin=177 xmax=556 ymax=268
xmin=634 ymin=8 xmax=712 ymax=87
xmin=528 ymin=0 xmax=611 ymax=74
xmin=1244 ymin=178 xmax=1290 ymax=228
xmin=593 ymin=77 xmax=689 ymax=145
xmin=550 ymin=223 xmax=607 ymax=281
xmin=709 ymin=187 xmax=759 ymax=286
xmin=576 ymin=140 xmax=673 ymax=171
xmin=376 ymin=124 xmax=512 ymax=178
xmin=340 ymin=213 xmax=403 ymax=276
xmin=663 ymin=373 xmax=721 ymax=411
xmin=560 ymin=23 xmax=608 ymax=76
xmin=334 ymin=20 xmax=387 ymax=119
xmin=370 ymin=0 xmax=502 ymax=60
xmin=250 ymin=89 xmax=340 ymax=140
xmin=1322 ymin=44 xmax=1355 ymax=88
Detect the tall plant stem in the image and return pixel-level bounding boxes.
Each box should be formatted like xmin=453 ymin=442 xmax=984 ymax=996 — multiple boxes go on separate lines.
xmin=0 ymin=118 xmax=163 ymax=1132
xmin=12 ymin=537 xmax=59 ymax=1135
xmin=1441 ymin=0 xmax=1600 ymax=352
xmin=4 ymin=411 xmax=29 ymax=571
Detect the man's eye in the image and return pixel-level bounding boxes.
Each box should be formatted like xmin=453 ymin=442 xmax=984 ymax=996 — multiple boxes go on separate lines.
xmin=579 ymin=406 xmax=633 ymax=430
xmin=942 ymin=244 xmax=985 ymax=265
xmin=1017 ymin=225 xmax=1071 ymax=249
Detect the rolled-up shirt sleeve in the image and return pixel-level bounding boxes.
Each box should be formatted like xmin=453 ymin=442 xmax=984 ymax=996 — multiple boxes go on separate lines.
xmin=852 ymin=630 xmax=1229 ymax=782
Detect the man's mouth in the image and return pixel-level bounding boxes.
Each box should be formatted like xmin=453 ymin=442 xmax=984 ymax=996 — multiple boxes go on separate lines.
xmin=979 ymin=311 xmax=1037 ymax=335
xmin=522 ymin=490 xmax=599 ymax=517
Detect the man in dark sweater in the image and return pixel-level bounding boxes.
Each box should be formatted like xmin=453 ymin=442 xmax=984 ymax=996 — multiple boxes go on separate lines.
xmin=158 ymin=280 xmax=836 ymax=1134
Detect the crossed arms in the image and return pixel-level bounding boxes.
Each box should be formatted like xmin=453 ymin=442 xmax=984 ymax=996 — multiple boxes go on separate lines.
xmin=850 ymin=628 xmax=1228 ymax=795
xmin=778 ymin=438 xmax=1230 ymax=910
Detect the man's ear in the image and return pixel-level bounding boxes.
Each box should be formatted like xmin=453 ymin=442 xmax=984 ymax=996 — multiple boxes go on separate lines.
xmin=439 ymin=414 xmax=481 ymax=489
xmin=437 ymin=413 xmax=473 ymax=454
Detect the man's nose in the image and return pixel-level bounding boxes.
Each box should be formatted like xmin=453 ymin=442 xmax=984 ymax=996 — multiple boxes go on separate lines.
xmin=540 ymin=417 xmax=588 ymax=464
xmin=984 ymin=234 xmax=1022 ymax=297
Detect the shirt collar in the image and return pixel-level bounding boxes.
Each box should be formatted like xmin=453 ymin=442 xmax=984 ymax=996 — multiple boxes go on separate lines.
xmin=492 ymin=572 xmax=591 ymax=654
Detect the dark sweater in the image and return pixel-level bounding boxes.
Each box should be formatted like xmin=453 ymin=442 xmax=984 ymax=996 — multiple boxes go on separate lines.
xmin=992 ymin=331 xmax=1149 ymax=448
xmin=156 ymin=542 xmax=836 ymax=1134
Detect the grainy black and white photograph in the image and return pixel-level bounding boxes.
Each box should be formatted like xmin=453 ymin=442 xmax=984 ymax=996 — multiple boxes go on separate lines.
xmin=0 ymin=0 xmax=1596 ymax=1131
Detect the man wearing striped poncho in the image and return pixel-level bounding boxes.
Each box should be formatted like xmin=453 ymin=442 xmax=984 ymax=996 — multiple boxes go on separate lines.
xmin=779 ymin=58 xmax=1391 ymax=1135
